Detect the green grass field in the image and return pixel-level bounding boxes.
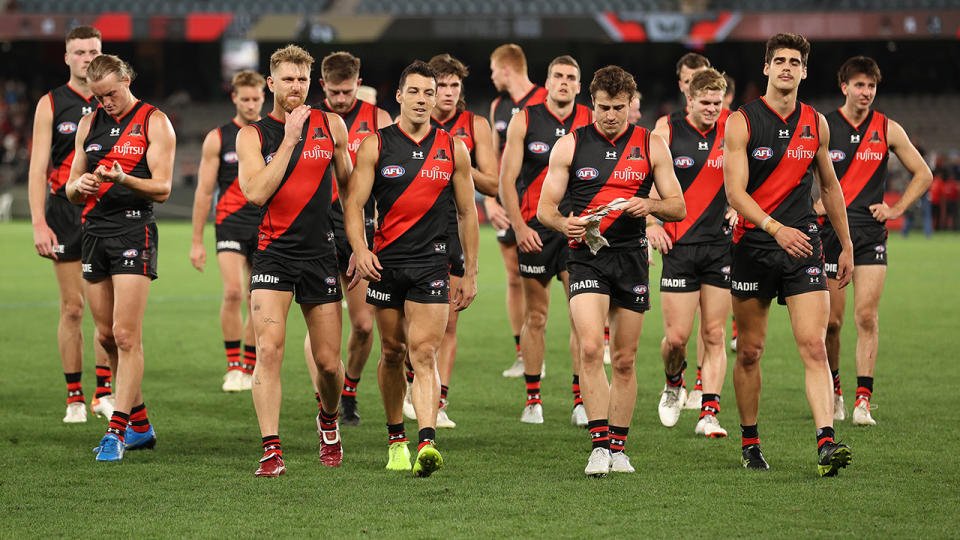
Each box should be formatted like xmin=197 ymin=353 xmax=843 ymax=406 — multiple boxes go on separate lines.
xmin=1 ymin=221 xmax=958 ymax=538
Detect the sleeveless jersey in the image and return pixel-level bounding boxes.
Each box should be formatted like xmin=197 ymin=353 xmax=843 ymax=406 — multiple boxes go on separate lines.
xmin=317 ymin=98 xmax=378 ymax=227
xmin=733 ymin=98 xmax=820 ymax=248
xmin=372 ymin=125 xmax=455 ymax=267
xmin=81 ymin=100 xmax=157 ymax=237
xmin=214 ymin=119 xmax=259 ymax=228
xmin=824 ymin=108 xmax=889 ymax=229
xmin=568 ymin=123 xmax=653 ymax=251
xmin=432 ymin=109 xmax=476 ymax=230
xmin=47 ymin=83 xmax=96 ymax=198
xmin=492 ymin=85 xmax=547 ymax=153
xmin=517 ymin=103 xmax=593 ymax=228
xmin=665 ymin=112 xmax=728 ymax=245
xmin=251 ymin=111 xmax=336 ymax=259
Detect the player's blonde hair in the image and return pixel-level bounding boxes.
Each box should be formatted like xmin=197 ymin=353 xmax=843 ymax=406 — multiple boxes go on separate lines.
xmin=86 ymin=54 xmax=136 ymax=83
xmin=688 ymin=68 xmax=727 ymax=98
xmin=490 ymin=43 xmax=527 ymax=73
xmin=321 ymin=51 xmax=361 ymax=83
xmin=231 ymin=69 xmax=266 ymax=91
xmin=269 ymin=44 xmax=314 ymax=75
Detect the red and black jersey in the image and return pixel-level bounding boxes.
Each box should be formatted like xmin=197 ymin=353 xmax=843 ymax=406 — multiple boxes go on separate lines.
xmin=568 ymin=123 xmax=653 ymax=251
xmin=517 ymin=103 xmax=593 ymax=228
xmin=81 ymin=100 xmax=157 ymax=237
xmin=251 ymin=111 xmax=336 ymax=259
xmin=665 ymin=113 xmax=728 ymax=245
xmin=492 ymin=85 xmax=548 ymax=153
xmin=432 ymin=109 xmax=476 ymax=230
xmin=371 ymin=124 xmax=455 ymax=267
xmin=317 ymin=98 xmax=378 ymax=228
xmin=733 ymin=98 xmax=820 ymax=248
xmin=825 ymin=108 xmax=889 ymax=228
xmin=214 ymin=119 xmax=259 ymax=228
xmin=47 ymin=83 xmax=96 ymax=198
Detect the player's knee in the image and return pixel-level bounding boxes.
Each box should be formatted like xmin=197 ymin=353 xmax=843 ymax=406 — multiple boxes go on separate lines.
xmin=380 ymin=340 xmax=406 ymax=366
xmin=96 ymin=327 xmax=116 ymax=349
xmin=826 ymin=315 xmax=844 ymax=337
xmin=854 ymin=309 xmax=879 ymax=335
xmin=349 ymin=318 xmax=374 ymax=343
xmin=256 ymin=340 xmax=283 ymax=364
xmin=700 ymin=323 xmax=725 ymax=349
xmin=59 ymin=299 xmax=85 ymax=326
xmin=523 ymin=308 xmax=548 ymax=332
xmin=663 ymin=332 xmax=688 ymax=354
xmin=409 ymin=341 xmax=439 ymax=367
xmin=797 ymin=337 xmax=828 ymax=362
xmin=111 ymin=324 xmax=141 ymax=353
xmin=222 ymin=285 xmax=244 ymax=308
xmin=610 ymin=349 xmax=637 ymax=375
xmin=737 ymin=344 xmax=764 ymax=367
xmin=580 ymin=338 xmax=605 ymax=364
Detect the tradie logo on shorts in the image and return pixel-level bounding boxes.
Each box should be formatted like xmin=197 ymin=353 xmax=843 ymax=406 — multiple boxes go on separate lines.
xmin=661 ymin=278 xmax=685 ymax=288
xmin=732 ymin=281 xmax=759 ymax=291
xmin=569 ymin=279 xmax=599 ymax=292
xmin=367 ymin=288 xmax=391 ymax=301
xmin=216 ymin=240 xmax=241 ymax=251
xmin=82 ymin=264 xmax=92 ymax=273
xmin=520 ymin=263 xmax=546 ymax=274
xmin=824 ymin=263 xmax=838 ymax=273
xmin=698 ymin=141 xmax=709 ymax=151
xmin=54 ymin=244 xmax=65 ymax=254
xmin=251 ymin=274 xmax=280 ymax=284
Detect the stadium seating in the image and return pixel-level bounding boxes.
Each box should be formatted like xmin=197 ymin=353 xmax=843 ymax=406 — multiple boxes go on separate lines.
xmin=355 ymin=0 xmax=677 ymax=16
xmin=15 ymin=0 xmax=329 ymax=15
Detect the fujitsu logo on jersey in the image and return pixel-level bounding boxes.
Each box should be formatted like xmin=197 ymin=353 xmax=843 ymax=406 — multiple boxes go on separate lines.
xmin=576 ymin=167 xmax=599 ymax=180
xmin=348 ymin=139 xmax=363 ymax=153
xmin=381 ymin=165 xmax=405 ymax=178
xmin=856 ymin=149 xmax=885 ymax=161
xmin=674 ymin=156 xmax=694 ymax=169
xmin=829 ymin=150 xmax=846 ymax=162
xmin=302 ymin=147 xmax=333 ymax=160
xmin=786 ymin=147 xmax=815 ymax=160
xmin=420 ymin=165 xmax=451 ymax=181
xmin=612 ymin=167 xmax=646 ymax=182
xmin=112 ymin=141 xmax=144 ymax=156
xmin=706 ymin=156 xmax=723 ymax=168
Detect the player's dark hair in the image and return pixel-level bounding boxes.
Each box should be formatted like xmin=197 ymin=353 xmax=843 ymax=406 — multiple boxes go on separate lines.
xmin=765 ymin=33 xmax=810 ymax=66
xmin=589 ymin=65 xmax=637 ymax=101
xmin=675 ymin=53 xmax=710 ymax=77
xmin=86 ymin=54 xmax=136 ymax=83
xmin=321 ymin=51 xmax=361 ymax=83
xmin=547 ymin=55 xmax=580 ymax=79
xmin=65 ymin=25 xmax=101 ymax=44
xmin=398 ymin=60 xmax=437 ymax=91
xmin=723 ymin=73 xmax=735 ymax=97
xmin=837 ymin=56 xmax=882 ymax=86
xmin=429 ymin=54 xmax=469 ymax=111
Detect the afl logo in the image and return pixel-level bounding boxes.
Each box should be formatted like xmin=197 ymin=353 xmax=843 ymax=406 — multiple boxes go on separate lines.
xmin=806 ymin=266 xmax=822 ymax=276
xmin=829 ymin=150 xmax=846 ymax=162
xmin=381 ymin=165 xmax=405 ymax=178
xmin=85 ymin=143 xmax=102 ymax=152
xmin=674 ymin=156 xmax=694 ymax=168
xmin=528 ymin=141 xmax=550 ymax=154
xmin=874 ymin=245 xmax=886 ymax=253
xmin=495 ymin=120 xmax=507 ymax=132
xmin=57 ymin=122 xmax=77 ymax=134
xmin=324 ymin=276 xmax=337 ymax=286
xmin=752 ymin=147 xmax=773 ymax=160
xmin=633 ymin=285 xmax=648 ymax=295
xmin=430 ymin=279 xmax=445 ymax=288
xmin=576 ymin=167 xmax=599 ymax=180
xmin=223 ymin=151 xmax=239 ymax=164
xmin=265 ymin=152 xmax=276 ymax=164
xmin=721 ymin=265 xmax=731 ymax=275
xmin=122 ymin=249 xmax=139 ymax=258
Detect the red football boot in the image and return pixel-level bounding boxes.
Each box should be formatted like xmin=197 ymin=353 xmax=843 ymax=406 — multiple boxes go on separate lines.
xmin=319 ymin=427 xmax=343 ymax=467
xmin=254 ymin=453 xmax=286 ymax=477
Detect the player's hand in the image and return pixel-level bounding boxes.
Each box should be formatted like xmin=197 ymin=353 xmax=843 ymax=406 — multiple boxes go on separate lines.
xmin=835 ymin=247 xmax=854 ymax=289
xmin=95 ymin=161 xmax=125 ymax=184
xmin=76 ymin=172 xmax=102 ymax=196
xmin=452 ymin=274 xmax=478 ymax=312
xmin=516 ymin=223 xmax=543 ymax=253
xmin=561 ymin=216 xmax=588 ymax=239
xmin=484 ymin=198 xmax=511 ymax=230
xmin=349 ymin=248 xmax=382 ymax=289
xmin=773 ymin=226 xmax=813 ymax=258
xmin=33 ymin=221 xmax=59 ymax=260
xmin=622 ymin=197 xmax=652 ymax=218
xmin=646 ymin=223 xmax=672 ymax=254
xmin=189 ymin=243 xmax=206 ymax=271
xmin=725 ymin=207 xmax=738 ymax=227
xmin=283 ymin=105 xmax=311 ymax=145
xmin=869 ymin=202 xmax=900 ymax=222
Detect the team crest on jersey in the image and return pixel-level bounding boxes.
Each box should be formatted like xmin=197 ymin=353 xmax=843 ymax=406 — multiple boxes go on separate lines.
xmin=799 ymin=125 xmax=814 ymax=139
xmin=129 ymin=123 xmax=143 ymax=137
xmin=433 ymin=148 xmax=451 ymax=161
xmin=265 ymin=152 xmax=276 ymax=164
xmin=356 ymin=121 xmax=372 ymax=134
xmin=851 ymin=134 xmax=861 ymax=143
xmin=633 ymin=285 xmax=648 ymax=295
xmin=381 ymin=165 xmax=405 ymax=178
xmin=626 ymin=147 xmax=645 ymax=160
xmin=312 ymin=127 xmax=327 ymax=140
xmin=528 ymin=141 xmax=550 ymax=154
xmin=57 ymin=121 xmax=77 ymax=134
xmin=576 ymin=167 xmax=599 ymax=180
xmin=778 ymin=129 xmax=790 ymax=139
xmin=698 ymin=141 xmax=709 ymax=151
xmin=110 ymin=127 xmax=121 ymax=137
xmin=325 ymin=276 xmax=337 ymax=286
xmin=674 ymin=156 xmax=694 ymax=168
xmin=223 ymin=151 xmax=239 ymax=164
xmin=122 ymin=249 xmax=139 ymax=258
xmin=869 ymin=130 xmax=882 ymax=142
xmin=85 ymin=143 xmax=102 ymax=152
xmin=454 ymin=127 xmax=468 ymax=138
xmin=752 ymin=147 xmax=773 ymax=160
xmin=806 ymin=266 xmax=822 ymax=276
xmin=829 ymin=149 xmax=845 ymax=162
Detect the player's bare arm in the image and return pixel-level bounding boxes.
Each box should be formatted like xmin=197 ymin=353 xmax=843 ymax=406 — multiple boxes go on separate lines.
xmin=451 ymin=137 xmax=480 ymax=312
xmin=189 ymin=128 xmax=221 ymax=271
xmin=723 ymin=110 xmax=813 ymax=258
xmin=238 ymin=104 xmax=310 ymax=206
xmin=65 ymin=114 xmax=98 ymax=204
xmin=377 ymin=107 xmax=394 ymax=129
xmin=814 ymin=113 xmax=854 ymax=287
xmin=872 ymin=119 xmax=933 ymax=222
xmin=489 ymin=99 xmax=501 ymax=158
xmin=537 ymin=133 xmax=586 ymax=239
xmin=470 ymin=115 xmax=499 ymax=196
xmin=498 ymin=111 xmax=541 ymax=252
xmin=27 ymin=94 xmax=58 ymax=258
xmin=91 ymin=110 xmax=175 ymax=203
xmin=626 ymin=131 xmax=685 ymax=223
xmin=344 ymin=135 xmax=381 ymax=286
xmin=327 ymin=112 xmax=355 ymax=203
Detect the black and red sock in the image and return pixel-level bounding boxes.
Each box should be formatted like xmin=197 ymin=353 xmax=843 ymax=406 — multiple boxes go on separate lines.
xmin=855 ymin=376 xmax=873 ymax=405
xmin=514 ymin=335 xmax=521 ymax=359
xmin=242 ymin=345 xmax=257 ymax=374
xmin=604 ymin=326 xmax=610 ymax=346
xmin=524 ymin=373 xmax=542 ymax=406
xmin=439 ymin=384 xmax=449 ymax=408
xmin=318 ymin=407 xmax=338 ymax=432
xmin=314 ymin=392 xmax=322 ymax=407
xmin=832 ymin=369 xmax=842 ymax=395
xmin=665 ymin=365 xmax=685 ymax=387
xmin=261 ymin=435 xmax=282 ymax=458
xmin=741 ymin=424 xmax=759 ymax=448
xmin=609 ymin=425 xmax=629 ymax=454
xmin=404 ymin=360 xmax=415 ymax=384
xmin=700 ymin=393 xmax=720 ymax=419
xmin=64 ymin=372 xmax=84 ymax=405
xmin=417 ymin=427 xmax=436 ymax=450
xmin=816 ymin=426 xmax=835 ymax=449
xmin=387 ymin=422 xmax=407 ymax=444
xmin=571 ymin=375 xmax=583 ymax=408
xmin=588 ymin=419 xmax=609 ymax=450
xmin=225 ymin=340 xmax=242 ymax=372
xmin=94 ymin=365 xmax=112 ymax=398
xmin=342 ymin=374 xmax=360 ymax=398
xmin=129 ymin=403 xmax=151 ymax=433
xmin=694 ymin=366 xmax=703 ymax=392
xmin=107 ymin=411 xmax=129 ymax=442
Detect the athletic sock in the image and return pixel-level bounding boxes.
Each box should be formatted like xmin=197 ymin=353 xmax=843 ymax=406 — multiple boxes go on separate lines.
xmin=700 ymin=393 xmax=720 ymax=419
xmin=665 ymin=361 xmax=686 ymax=387
xmin=571 ymin=375 xmax=584 ymax=408
xmin=129 ymin=403 xmax=151 ymax=433
xmin=242 ymin=345 xmax=257 ymax=374
xmin=609 ymin=425 xmax=629 ymax=454
xmin=342 ymin=374 xmax=360 ymax=399
xmin=106 ymin=411 xmax=129 ymax=442
xmin=740 ymin=424 xmax=759 ymax=448
xmin=314 ymin=392 xmax=322 ymax=407
xmin=404 ymin=360 xmax=415 ymax=384
xmin=603 ymin=326 xmax=610 ymax=347
xmin=524 ymin=373 xmax=542 ymax=406
xmin=588 ymin=419 xmax=610 ymax=450
xmin=64 ymin=372 xmax=84 ymax=405
xmin=318 ymin=407 xmax=338 ymax=432
xmin=694 ymin=366 xmax=703 ymax=392
xmin=817 ymin=426 xmax=835 ymax=449
xmin=224 ymin=340 xmax=242 ymax=372
xmin=514 ymin=335 xmax=521 ymax=360
xmin=856 ymin=376 xmax=874 ymax=405
xmin=417 ymin=427 xmax=436 ymax=450
xmin=731 ymin=318 xmax=738 ymax=338
xmin=387 ymin=422 xmax=407 ymax=444
xmin=832 ymin=369 xmax=843 ymax=395
xmin=439 ymin=385 xmax=449 ymax=408
xmin=261 ymin=435 xmax=282 ymax=458
xmin=94 ymin=365 xmax=112 ymax=398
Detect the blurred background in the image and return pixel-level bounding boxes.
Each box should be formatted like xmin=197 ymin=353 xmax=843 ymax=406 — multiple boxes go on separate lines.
xmin=2 ymin=0 xmax=959 ymax=231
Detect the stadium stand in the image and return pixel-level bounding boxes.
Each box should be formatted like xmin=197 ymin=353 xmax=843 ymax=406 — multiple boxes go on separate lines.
xmin=12 ymin=0 xmax=330 ymax=15
xmin=355 ymin=0 xmax=679 ymax=16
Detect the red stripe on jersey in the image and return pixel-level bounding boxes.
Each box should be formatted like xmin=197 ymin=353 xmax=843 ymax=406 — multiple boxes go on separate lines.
xmin=373 ymin=132 xmax=454 ymax=254
xmin=520 ymin=167 xmax=548 ymax=222
xmin=839 ymin=112 xmax=887 ymax=208
xmin=665 ymin=121 xmax=726 ymax=243
xmin=49 ymin=149 xmax=76 ymax=194
xmin=579 ymin=126 xmax=651 ymax=236
xmin=331 ymin=100 xmax=378 ymax=203
xmin=733 ymin=103 xmax=818 ymax=241
xmin=215 ymin=179 xmax=248 ymax=225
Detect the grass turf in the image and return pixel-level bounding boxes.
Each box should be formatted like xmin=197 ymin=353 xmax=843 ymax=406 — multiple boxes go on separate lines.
xmin=0 ymin=221 xmax=958 ymax=537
